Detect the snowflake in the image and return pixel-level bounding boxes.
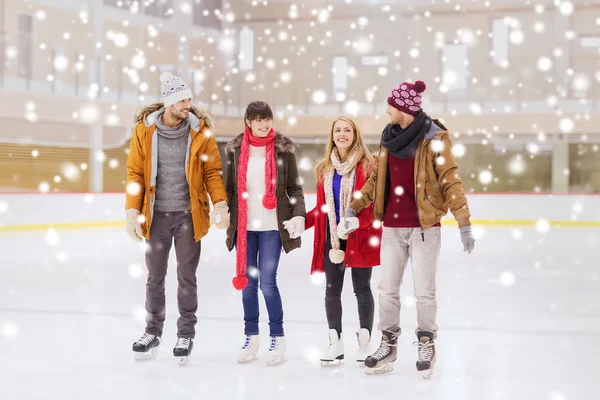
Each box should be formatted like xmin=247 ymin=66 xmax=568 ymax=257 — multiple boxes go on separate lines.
xmin=500 ymin=271 xmax=516 ymax=287
xmin=55 ymin=251 xmax=69 ymax=263
xmin=1 ymin=321 xmax=19 ymax=339
xmin=369 ymin=236 xmax=380 ymax=247
xmin=128 ymin=263 xmax=143 ymax=278
xmin=536 ymin=220 xmax=550 ymax=233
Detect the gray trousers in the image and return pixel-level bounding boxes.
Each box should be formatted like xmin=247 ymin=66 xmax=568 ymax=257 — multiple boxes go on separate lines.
xmin=377 ymin=226 xmax=441 ymax=338
xmin=144 ymin=211 xmax=201 ymax=339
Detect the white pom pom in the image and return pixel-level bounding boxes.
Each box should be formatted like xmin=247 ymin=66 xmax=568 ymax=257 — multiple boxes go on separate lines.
xmin=160 ymin=71 xmax=173 ymax=83
xmin=329 ymin=249 xmax=346 ymax=264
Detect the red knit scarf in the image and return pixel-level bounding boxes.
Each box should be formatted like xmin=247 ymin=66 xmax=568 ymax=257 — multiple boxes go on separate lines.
xmin=233 ymin=126 xmax=278 ymax=290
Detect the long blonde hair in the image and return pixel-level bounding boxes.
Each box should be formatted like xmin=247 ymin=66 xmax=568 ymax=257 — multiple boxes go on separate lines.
xmin=315 ymin=116 xmax=376 ymax=184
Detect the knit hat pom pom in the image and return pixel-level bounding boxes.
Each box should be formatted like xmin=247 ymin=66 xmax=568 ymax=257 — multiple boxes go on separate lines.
xmin=160 ymin=71 xmax=173 ymax=83
xmin=262 ymin=194 xmax=277 ymax=210
xmin=414 ymin=80 xmax=426 ymax=93
xmin=232 ymin=276 xmax=248 ymax=290
xmin=329 ymin=249 xmax=346 ymax=264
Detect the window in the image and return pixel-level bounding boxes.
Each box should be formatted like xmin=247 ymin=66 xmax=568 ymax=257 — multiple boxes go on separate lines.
xmin=491 ymin=19 xmax=509 ymax=66
xmin=191 ymin=68 xmax=205 ymax=95
xmin=332 ymin=56 xmax=348 ymax=98
xmin=193 ymin=0 xmax=222 ymax=30
xmin=580 ymin=37 xmax=600 ymax=48
xmin=17 ymin=14 xmax=33 ymax=78
xmin=361 ymin=55 xmax=388 ymax=66
xmin=239 ymin=28 xmax=254 ymax=71
xmin=103 ymin=0 xmax=173 ymax=19
xmin=443 ymin=44 xmax=467 ymax=92
xmin=144 ymin=0 xmax=173 ymax=19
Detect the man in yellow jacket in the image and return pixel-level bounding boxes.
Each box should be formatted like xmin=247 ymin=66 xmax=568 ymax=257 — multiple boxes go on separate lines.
xmin=125 ymin=71 xmax=229 ymax=365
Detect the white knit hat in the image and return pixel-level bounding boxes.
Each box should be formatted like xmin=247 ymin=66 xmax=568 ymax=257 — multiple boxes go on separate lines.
xmin=160 ymin=71 xmax=193 ymax=107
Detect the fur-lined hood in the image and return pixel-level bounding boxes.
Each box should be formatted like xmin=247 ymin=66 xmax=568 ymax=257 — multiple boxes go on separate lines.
xmin=133 ymin=102 xmax=215 ymax=132
xmin=225 ymin=131 xmax=296 ymax=154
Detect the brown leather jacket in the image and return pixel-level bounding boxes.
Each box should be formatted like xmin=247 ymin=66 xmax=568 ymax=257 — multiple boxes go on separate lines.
xmin=349 ymin=120 xmax=471 ymax=229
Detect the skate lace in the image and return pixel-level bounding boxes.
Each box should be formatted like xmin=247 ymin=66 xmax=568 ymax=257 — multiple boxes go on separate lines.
xmin=269 ymin=337 xmax=278 ymax=351
xmin=175 ymin=338 xmax=191 ymax=349
xmin=372 ymin=339 xmax=396 ymax=360
xmin=137 ymin=333 xmax=156 ymax=346
xmin=242 ymin=336 xmax=253 ymax=349
xmin=414 ymin=340 xmax=434 ymax=361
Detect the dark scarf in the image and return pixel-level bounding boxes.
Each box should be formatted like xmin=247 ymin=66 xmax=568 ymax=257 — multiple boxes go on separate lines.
xmin=381 ymin=110 xmax=432 ymax=159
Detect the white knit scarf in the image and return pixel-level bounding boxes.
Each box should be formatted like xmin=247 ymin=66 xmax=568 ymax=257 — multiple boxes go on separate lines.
xmin=324 ymin=147 xmax=363 ymax=263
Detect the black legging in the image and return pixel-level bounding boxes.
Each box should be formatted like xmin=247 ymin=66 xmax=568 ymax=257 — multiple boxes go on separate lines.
xmin=324 ymin=230 xmax=374 ymax=335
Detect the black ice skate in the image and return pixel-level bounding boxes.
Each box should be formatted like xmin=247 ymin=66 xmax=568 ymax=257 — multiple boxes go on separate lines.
xmin=363 ymin=331 xmax=397 ymax=375
xmin=132 ymin=333 xmax=161 ymax=361
xmin=173 ymin=337 xmax=194 ymax=366
xmin=414 ymin=331 xmax=436 ymax=379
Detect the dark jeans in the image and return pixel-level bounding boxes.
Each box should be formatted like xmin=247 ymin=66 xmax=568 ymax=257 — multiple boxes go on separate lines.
xmin=144 ymin=211 xmax=201 ymax=339
xmin=242 ymin=230 xmax=284 ymax=337
xmin=324 ymin=231 xmax=374 ymax=335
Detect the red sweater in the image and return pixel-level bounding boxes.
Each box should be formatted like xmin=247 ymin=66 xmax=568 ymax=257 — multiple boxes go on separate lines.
xmin=383 ymin=154 xmax=421 ymax=228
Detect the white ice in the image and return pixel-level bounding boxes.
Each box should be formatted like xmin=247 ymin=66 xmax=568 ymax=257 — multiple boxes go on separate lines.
xmin=1 ymin=225 xmax=599 ymax=399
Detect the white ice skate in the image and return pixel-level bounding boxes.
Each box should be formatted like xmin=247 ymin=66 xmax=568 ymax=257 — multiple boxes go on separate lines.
xmin=415 ymin=334 xmax=436 ymax=379
xmin=355 ymin=328 xmax=371 ymax=365
xmin=266 ymin=336 xmax=286 ymax=366
xmin=237 ymin=335 xmax=259 ymax=364
xmin=173 ymin=338 xmax=193 ymax=366
xmin=132 ymin=333 xmax=161 ymax=361
xmin=320 ymin=329 xmax=344 ymax=367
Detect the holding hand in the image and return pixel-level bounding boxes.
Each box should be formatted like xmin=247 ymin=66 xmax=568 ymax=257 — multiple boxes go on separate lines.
xmin=125 ymin=208 xmax=143 ymax=242
xmin=210 ymin=201 xmax=230 ymax=229
xmin=337 ymin=217 xmax=359 ymax=239
xmin=283 ymin=216 xmax=305 ymax=239
xmin=459 ymin=225 xmax=475 ymax=253
xmin=337 ymin=207 xmax=359 ymax=238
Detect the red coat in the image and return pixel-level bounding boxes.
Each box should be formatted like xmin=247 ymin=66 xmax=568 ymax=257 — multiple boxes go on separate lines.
xmin=305 ymin=161 xmax=382 ymax=274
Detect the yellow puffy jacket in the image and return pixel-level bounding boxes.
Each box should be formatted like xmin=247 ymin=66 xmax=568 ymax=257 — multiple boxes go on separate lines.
xmin=125 ymin=103 xmax=227 ymax=242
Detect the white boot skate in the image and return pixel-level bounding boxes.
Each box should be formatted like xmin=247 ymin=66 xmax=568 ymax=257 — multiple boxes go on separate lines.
xmin=320 ymin=329 xmax=344 ymax=367
xmin=415 ymin=331 xmax=436 ymax=379
xmin=237 ymin=335 xmax=259 ymax=363
xmin=132 ymin=333 xmax=161 ymax=361
xmin=173 ymin=338 xmax=193 ymax=366
xmin=356 ymin=328 xmax=371 ymax=365
xmin=266 ymin=336 xmax=286 ymax=366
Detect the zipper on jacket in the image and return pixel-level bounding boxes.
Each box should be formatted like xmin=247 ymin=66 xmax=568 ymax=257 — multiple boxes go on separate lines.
xmin=414 ymin=139 xmax=430 ymax=242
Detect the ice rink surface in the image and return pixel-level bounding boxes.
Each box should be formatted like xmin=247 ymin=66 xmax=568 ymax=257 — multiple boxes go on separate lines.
xmin=1 ymin=225 xmax=599 ymax=400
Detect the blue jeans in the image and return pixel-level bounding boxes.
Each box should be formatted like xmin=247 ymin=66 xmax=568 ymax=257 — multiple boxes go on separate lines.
xmin=242 ymin=230 xmax=284 ymax=337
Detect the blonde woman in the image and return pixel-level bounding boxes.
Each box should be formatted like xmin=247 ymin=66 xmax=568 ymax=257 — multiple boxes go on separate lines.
xmin=304 ymin=116 xmax=381 ymax=366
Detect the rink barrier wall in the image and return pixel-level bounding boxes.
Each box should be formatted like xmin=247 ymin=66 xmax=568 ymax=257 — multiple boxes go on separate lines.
xmin=0 ymin=192 xmax=599 ymax=232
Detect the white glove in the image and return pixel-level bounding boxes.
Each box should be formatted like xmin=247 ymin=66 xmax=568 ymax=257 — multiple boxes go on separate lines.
xmin=460 ymin=225 xmax=475 ymax=253
xmin=210 ymin=201 xmax=230 ymax=230
xmin=125 ymin=208 xmax=143 ymax=242
xmin=337 ymin=217 xmax=359 ymax=239
xmin=283 ymin=216 xmax=305 ymax=239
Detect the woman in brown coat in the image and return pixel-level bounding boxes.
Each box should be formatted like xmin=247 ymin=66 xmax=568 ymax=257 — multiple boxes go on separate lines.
xmin=225 ymin=101 xmax=306 ymax=366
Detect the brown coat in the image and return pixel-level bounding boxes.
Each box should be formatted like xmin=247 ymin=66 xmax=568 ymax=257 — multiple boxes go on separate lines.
xmin=224 ymin=132 xmax=306 ymax=253
xmin=125 ymin=103 xmax=228 ymax=242
xmin=350 ymin=120 xmax=471 ymax=229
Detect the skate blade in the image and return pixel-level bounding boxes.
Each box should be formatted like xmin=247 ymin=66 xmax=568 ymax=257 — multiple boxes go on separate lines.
xmin=365 ymin=363 xmax=394 ymax=375
xmin=134 ymin=346 xmax=159 ymax=362
xmin=237 ymin=356 xmax=258 ymax=364
xmin=177 ymin=356 xmax=189 ymax=366
xmin=320 ymin=359 xmax=344 ymax=367
xmin=422 ymin=369 xmax=434 ymax=379
xmin=266 ymin=357 xmax=285 ymax=367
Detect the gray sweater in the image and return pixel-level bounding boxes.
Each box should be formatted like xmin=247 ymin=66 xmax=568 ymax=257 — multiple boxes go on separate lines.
xmin=154 ymin=109 xmax=191 ymax=212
